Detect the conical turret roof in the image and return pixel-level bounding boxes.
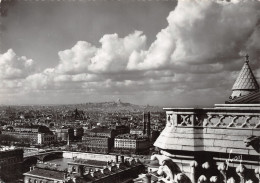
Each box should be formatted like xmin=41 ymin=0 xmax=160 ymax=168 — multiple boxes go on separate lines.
xmin=232 ymin=56 xmax=259 ymax=91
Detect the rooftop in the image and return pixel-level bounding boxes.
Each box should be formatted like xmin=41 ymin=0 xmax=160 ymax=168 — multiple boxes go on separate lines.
xmin=0 ymin=146 xmax=17 ymax=152
xmin=116 ymin=134 xmax=148 ymax=140
xmin=24 ymin=167 xmax=65 ymax=181
xmin=90 ymin=127 xmax=113 ymax=134
xmin=69 ymin=159 xmax=108 ymax=167
xmin=232 ymin=56 xmax=259 ymax=91
xmin=226 ymin=91 xmax=260 ymax=104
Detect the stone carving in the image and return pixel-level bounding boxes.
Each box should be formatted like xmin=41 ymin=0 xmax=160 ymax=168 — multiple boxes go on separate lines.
xmin=179 ymin=115 xmax=192 ymax=126
xmin=167 ymin=114 xmax=174 ymax=127
xmin=210 ymin=176 xmax=218 ymax=183
xmin=236 ymin=164 xmax=246 ymax=183
xmin=175 ymin=173 xmax=192 ymax=183
xmin=244 ymin=136 xmax=260 ymax=153
xmin=202 ymin=162 xmax=210 ymax=170
xmin=151 ymin=154 xmax=190 ymax=183
xmin=157 ymin=161 xmax=175 ymax=183
xmin=198 ymin=175 xmax=207 ymax=183
xmin=227 ymin=177 xmax=235 ymax=183
xmin=175 ymin=112 xmax=260 ymax=128
xmin=218 ymin=163 xmax=227 ymax=183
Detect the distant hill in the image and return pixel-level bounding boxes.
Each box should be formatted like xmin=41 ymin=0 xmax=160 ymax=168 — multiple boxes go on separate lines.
xmin=0 ymin=101 xmax=164 ymax=113
xmin=81 ymin=101 xmax=163 ymax=112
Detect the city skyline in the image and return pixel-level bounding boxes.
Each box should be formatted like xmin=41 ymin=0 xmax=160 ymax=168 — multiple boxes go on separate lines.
xmin=1 ymin=0 xmax=260 ymax=106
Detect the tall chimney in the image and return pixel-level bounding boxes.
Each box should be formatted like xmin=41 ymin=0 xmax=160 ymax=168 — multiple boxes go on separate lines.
xmin=115 ymin=155 xmax=119 ymax=163
xmin=147 ymin=112 xmax=151 ymax=138
xmin=143 ymin=112 xmax=146 ymax=135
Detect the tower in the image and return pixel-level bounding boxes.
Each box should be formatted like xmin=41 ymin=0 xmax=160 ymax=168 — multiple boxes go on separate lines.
xmin=143 ymin=112 xmax=151 ymax=138
xmin=147 ymin=112 xmax=151 ymax=138
xmin=143 ymin=112 xmax=146 ymax=135
xmin=230 ymin=54 xmax=259 ymax=99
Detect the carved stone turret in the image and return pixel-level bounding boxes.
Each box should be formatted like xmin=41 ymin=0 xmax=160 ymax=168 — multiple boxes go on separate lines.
xmin=229 ymin=54 xmax=259 ymax=101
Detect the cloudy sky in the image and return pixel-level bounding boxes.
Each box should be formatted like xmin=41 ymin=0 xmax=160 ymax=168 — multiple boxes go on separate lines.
xmin=0 ymin=0 xmax=260 ymax=106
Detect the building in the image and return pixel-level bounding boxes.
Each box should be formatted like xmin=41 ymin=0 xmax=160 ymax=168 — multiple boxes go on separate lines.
xmin=82 ymin=136 xmax=113 ymax=153
xmin=130 ymin=128 xmax=144 ymax=135
xmin=74 ymin=127 xmax=84 ymax=141
xmin=24 ymin=156 xmax=145 ymax=183
xmin=82 ymin=127 xmax=115 ymax=153
xmin=0 ymin=147 xmax=23 ymax=182
xmin=114 ymin=134 xmax=150 ymax=154
xmin=111 ymin=125 xmax=130 ymax=136
xmin=144 ymin=56 xmax=260 ymax=183
xmin=24 ymin=167 xmax=67 ymax=183
xmin=38 ymin=132 xmax=57 ymax=145
xmin=56 ymin=127 xmax=74 ymax=142
xmin=2 ymin=125 xmax=57 ymax=145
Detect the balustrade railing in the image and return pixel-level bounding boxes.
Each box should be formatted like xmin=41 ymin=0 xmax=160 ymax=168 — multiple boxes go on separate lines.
xmin=166 ymin=109 xmax=260 ymax=129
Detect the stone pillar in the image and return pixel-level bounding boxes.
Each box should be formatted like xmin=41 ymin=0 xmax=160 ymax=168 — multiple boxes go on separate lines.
xmin=190 ymin=160 xmax=198 ymax=183
xmin=255 ymin=167 xmax=260 ymax=183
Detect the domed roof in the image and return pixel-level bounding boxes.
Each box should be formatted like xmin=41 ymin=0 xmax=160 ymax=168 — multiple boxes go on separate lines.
xmin=232 ymin=56 xmax=259 ymax=91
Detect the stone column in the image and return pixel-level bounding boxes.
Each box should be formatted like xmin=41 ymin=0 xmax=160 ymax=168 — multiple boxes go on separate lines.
xmin=190 ymin=160 xmax=198 ymax=183
xmin=255 ymin=167 xmax=260 ymax=183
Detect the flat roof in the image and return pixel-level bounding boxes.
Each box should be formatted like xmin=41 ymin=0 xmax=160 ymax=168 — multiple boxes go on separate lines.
xmin=23 ymin=168 xmax=64 ymax=181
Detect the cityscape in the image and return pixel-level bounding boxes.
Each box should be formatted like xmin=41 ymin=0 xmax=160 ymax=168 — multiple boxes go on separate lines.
xmin=0 ymin=0 xmax=260 ymax=183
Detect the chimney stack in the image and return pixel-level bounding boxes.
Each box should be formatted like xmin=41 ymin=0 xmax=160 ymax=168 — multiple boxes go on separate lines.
xmin=120 ymin=156 xmax=124 ymax=163
xmin=115 ymin=155 xmax=119 ymax=163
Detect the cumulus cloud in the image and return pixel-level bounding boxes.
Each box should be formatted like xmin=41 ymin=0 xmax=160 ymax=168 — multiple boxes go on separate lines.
xmin=2 ymin=0 xmax=260 ymax=105
xmin=0 ymin=49 xmax=34 ymax=80
xmin=128 ymin=0 xmax=260 ymax=70
xmin=56 ymin=31 xmax=146 ymax=74
xmin=54 ymin=0 xmax=260 ymax=75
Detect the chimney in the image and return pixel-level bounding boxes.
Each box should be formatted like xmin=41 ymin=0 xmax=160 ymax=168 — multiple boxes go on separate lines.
xmin=147 ymin=112 xmax=151 ymax=138
xmin=115 ymin=155 xmax=119 ymax=163
xmin=120 ymin=156 xmax=124 ymax=163
xmin=143 ymin=112 xmax=146 ymax=135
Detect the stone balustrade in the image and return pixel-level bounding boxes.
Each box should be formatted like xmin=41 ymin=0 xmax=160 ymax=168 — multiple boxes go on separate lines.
xmin=165 ymin=107 xmax=260 ymax=129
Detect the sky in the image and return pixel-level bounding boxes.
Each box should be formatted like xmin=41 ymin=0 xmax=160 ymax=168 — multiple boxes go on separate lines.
xmin=0 ymin=0 xmax=260 ymax=106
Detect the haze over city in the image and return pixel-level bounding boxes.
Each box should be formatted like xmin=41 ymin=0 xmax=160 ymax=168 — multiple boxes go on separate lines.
xmin=1 ymin=0 xmax=260 ymax=106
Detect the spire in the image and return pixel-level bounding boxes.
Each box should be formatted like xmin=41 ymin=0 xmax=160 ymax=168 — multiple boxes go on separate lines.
xmin=230 ymin=54 xmax=259 ymax=99
xmin=245 ymin=54 xmax=249 ymax=63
